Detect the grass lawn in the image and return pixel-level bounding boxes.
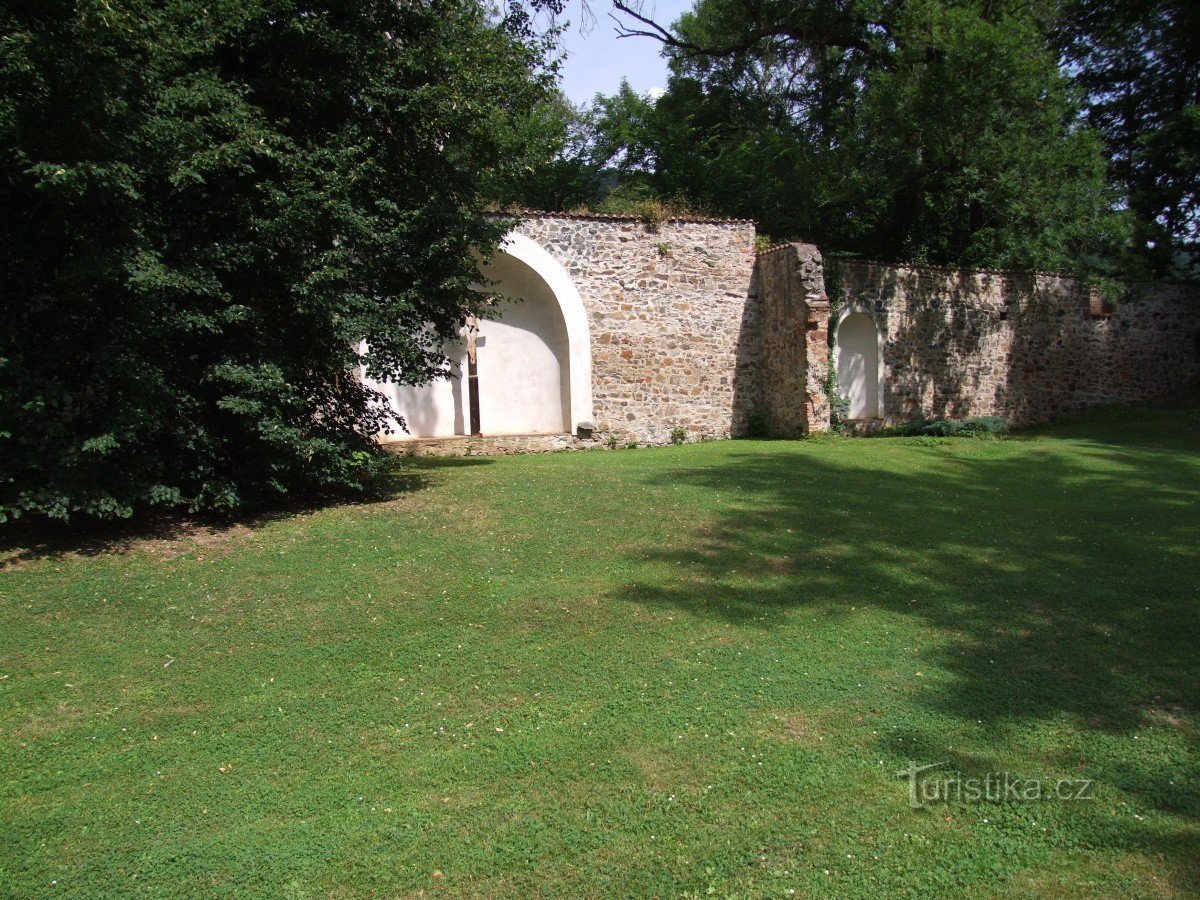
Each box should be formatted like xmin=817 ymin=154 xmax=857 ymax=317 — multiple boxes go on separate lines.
xmin=2 ymin=404 xmax=1198 ymax=897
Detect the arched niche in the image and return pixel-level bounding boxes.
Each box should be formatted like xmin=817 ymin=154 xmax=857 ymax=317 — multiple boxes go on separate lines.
xmin=835 ymin=309 xmax=883 ymax=419
xmin=364 ymin=231 xmax=593 ymax=439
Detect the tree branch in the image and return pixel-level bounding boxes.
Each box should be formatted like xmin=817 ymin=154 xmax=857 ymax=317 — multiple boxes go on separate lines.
xmin=610 ymin=0 xmax=889 ymax=66
xmin=611 ymin=0 xmax=767 ymax=58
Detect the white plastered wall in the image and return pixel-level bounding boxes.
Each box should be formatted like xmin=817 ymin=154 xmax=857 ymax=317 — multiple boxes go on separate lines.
xmin=364 ymin=230 xmax=593 ymax=439
xmin=834 ymin=308 xmax=884 ymax=419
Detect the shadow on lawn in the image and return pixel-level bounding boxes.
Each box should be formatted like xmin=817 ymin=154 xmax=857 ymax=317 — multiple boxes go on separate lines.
xmin=0 ymin=455 xmax=492 ymax=568
xmin=622 ymin=406 xmax=1200 ymax=887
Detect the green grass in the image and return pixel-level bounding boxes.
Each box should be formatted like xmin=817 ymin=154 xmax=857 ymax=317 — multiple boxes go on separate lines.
xmin=2 ymin=403 xmax=1198 ymax=897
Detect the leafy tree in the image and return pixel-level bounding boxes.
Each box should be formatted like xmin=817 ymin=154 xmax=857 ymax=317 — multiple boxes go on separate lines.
xmin=589 ymin=81 xmax=659 ymax=177
xmin=0 ymin=0 xmax=554 ymax=522
xmin=843 ymin=2 xmax=1122 ymax=268
xmin=491 ymin=91 xmax=608 ymax=212
xmin=1059 ymin=0 xmax=1200 ymax=277
xmin=609 ymin=0 xmax=1128 ymax=271
xmin=596 ymin=75 xmax=820 ymax=233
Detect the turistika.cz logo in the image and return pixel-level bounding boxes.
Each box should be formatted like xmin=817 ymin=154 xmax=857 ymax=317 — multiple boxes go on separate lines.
xmin=897 ymin=761 xmax=1095 ymax=809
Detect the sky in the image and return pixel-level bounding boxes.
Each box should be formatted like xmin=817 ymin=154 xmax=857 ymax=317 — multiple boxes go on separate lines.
xmin=550 ymin=0 xmax=695 ymax=106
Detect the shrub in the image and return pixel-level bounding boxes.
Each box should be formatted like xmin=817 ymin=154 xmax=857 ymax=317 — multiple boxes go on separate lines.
xmin=593 ymin=185 xmax=710 ymax=231
xmin=874 ymin=417 xmax=1011 ymax=438
xmin=0 ymin=0 xmax=553 ymax=522
xmin=670 ymin=427 xmax=687 ymax=445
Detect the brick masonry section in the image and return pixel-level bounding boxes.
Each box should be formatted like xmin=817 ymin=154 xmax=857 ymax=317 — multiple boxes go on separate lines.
xmin=514 ymin=215 xmax=758 ymax=444
xmin=829 ymin=258 xmax=1200 ymax=426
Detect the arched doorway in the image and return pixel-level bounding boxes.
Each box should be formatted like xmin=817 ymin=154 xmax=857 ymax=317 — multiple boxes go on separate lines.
xmin=365 ymin=232 xmax=593 ymax=440
xmin=835 ymin=311 xmax=882 ymax=419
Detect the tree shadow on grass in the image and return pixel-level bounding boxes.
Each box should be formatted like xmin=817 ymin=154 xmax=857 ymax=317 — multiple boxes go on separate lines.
xmin=0 ymin=455 xmax=492 ymax=568
xmin=618 ymin=405 xmax=1200 ymax=888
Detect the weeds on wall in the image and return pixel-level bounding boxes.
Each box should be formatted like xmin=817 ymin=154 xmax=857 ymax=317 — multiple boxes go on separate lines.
xmin=1090 ymin=276 xmax=1127 ymax=305
xmin=670 ymin=427 xmax=687 ymax=445
xmin=825 ymin=368 xmax=852 ymax=434
xmin=584 ymin=190 xmax=713 ymax=232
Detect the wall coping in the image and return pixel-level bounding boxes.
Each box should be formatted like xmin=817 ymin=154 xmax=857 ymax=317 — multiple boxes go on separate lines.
xmin=835 ymin=257 xmax=1094 ymax=282
xmin=756 ymin=243 xmax=1198 ymax=288
xmin=493 ymin=207 xmax=756 ymax=226
xmin=756 ymin=240 xmax=820 ymax=257
xmin=828 ymin=256 xmax=1200 ymax=288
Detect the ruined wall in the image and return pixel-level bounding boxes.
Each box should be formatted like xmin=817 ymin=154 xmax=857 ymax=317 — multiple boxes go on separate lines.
xmin=390 ymin=215 xmax=1199 ymax=456
xmin=514 ymin=213 xmax=758 ymax=444
xmin=755 ymin=242 xmax=831 ymax=435
xmin=830 ymin=259 xmax=1200 ymax=425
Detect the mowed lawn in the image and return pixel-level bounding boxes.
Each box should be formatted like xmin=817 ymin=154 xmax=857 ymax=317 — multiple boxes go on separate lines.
xmin=2 ymin=405 xmax=1198 ymax=898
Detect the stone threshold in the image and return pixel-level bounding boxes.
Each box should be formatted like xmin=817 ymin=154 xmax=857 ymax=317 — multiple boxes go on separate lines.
xmin=380 ymin=432 xmax=603 ymax=457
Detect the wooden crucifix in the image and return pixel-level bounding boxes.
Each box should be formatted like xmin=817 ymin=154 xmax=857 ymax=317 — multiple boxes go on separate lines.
xmin=466 ymin=315 xmax=481 ymax=435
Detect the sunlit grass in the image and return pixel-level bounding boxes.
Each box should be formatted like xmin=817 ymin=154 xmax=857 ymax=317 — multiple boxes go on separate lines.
xmin=2 ymin=403 xmax=1197 ymax=897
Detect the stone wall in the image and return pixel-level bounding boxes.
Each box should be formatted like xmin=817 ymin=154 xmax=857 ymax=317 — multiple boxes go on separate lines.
xmin=407 ymin=218 xmax=1200 ymax=456
xmin=513 ymin=213 xmax=758 ymax=444
xmin=755 ymin=242 xmax=831 ymax=435
xmin=830 ymin=258 xmax=1200 ymax=426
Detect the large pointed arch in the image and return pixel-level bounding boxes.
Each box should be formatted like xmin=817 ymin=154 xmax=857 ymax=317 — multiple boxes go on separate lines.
xmin=494 ymin=231 xmax=593 ymax=432
xmin=363 ymin=231 xmax=593 ymax=440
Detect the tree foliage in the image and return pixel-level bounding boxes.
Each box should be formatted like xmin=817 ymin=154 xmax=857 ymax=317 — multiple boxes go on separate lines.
xmin=604 ymin=0 xmax=1132 ymax=272
xmin=0 ymin=0 xmax=554 ymax=522
xmin=491 ymin=91 xmax=608 ymax=212
xmin=1058 ymin=0 xmax=1200 ymax=277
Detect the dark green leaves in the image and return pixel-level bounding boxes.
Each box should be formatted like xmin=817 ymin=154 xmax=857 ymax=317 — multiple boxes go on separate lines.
xmin=0 ymin=0 xmax=552 ymax=521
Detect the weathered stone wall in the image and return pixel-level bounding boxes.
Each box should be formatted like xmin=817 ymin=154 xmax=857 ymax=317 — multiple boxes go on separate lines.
xmin=831 ymin=259 xmax=1200 ymax=425
xmin=755 ymin=242 xmax=831 ymax=435
xmin=514 ymin=213 xmax=758 ymax=444
xmin=431 ymin=219 xmax=1199 ymax=457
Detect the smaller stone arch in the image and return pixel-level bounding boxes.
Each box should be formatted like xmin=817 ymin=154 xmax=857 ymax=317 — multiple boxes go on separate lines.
xmin=835 ymin=307 xmax=884 ymax=419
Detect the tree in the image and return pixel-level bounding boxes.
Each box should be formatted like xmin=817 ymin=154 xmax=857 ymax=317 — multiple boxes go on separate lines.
xmin=1059 ymin=0 xmax=1200 ymax=278
xmin=491 ymin=91 xmax=608 ymax=212
xmin=842 ymin=1 xmax=1123 ymax=269
xmin=591 ymin=75 xmax=823 ymax=234
xmin=0 ymin=0 xmax=554 ymax=522
xmin=610 ymin=0 xmax=1128 ymax=271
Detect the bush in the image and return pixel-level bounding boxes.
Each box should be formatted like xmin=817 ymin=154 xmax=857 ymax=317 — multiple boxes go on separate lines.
xmin=670 ymin=427 xmax=688 ymax=445
xmin=593 ymin=184 xmax=709 ymax=230
xmin=874 ymin=417 xmax=1011 ymax=438
xmin=0 ymin=0 xmax=553 ymax=522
